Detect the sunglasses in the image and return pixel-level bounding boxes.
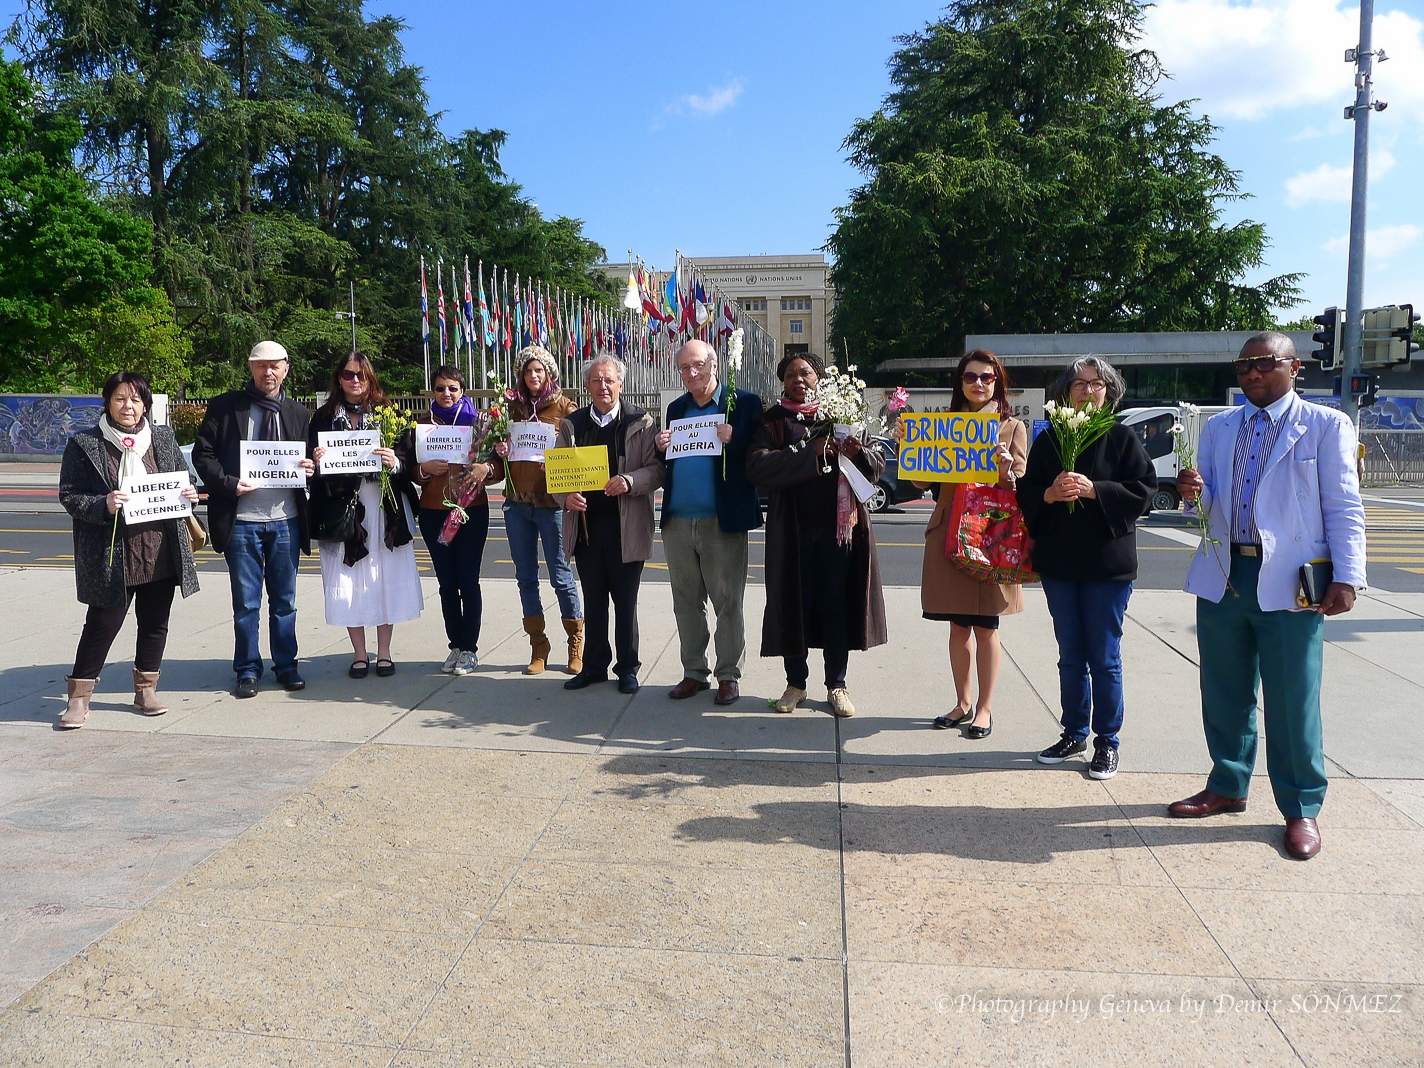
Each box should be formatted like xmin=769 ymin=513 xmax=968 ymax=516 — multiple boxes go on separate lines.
xmin=433 ymin=384 xmax=461 ymax=393
xmin=339 ymin=370 xmax=364 ymax=382
xmin=1233 ymin=356 xmax=1289 ymax=375
xmin=962 ymin=371 xmax=997 ymax=386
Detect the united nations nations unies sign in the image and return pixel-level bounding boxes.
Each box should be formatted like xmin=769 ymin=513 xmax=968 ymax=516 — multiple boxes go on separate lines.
xmin=896 ymin=412 xmax=1001 ymax=483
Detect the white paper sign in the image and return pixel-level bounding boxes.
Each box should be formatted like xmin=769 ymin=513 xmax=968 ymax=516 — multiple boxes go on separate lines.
xmin=839 ymin=454 xmax=877 ymax=504
xmin=240 ymin=440 xmax=307 ymax=487
xmin=317 ymin=430 xmax=380 ymax=474
xmin=508 ymin=421 xmax=558 ymax=462
xmin=666 ymin=414 xmax=725 ymax=459
xmin=120 ymin=470 xmax=192 ymax=525
xmin=415 ymin=424 xmax=474 ymax=464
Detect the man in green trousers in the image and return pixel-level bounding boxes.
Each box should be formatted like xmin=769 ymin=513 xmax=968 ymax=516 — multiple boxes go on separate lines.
xmin=1173 ymin=332 xmax=1367 ymax=860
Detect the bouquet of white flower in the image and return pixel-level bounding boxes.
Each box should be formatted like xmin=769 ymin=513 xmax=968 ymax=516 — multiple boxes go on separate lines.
xmin=809 ymin=363 xmax=874 ymax=436
xmin=1041 ymin=398 xmax=1117 ymax=512
xmin=722 ymin=329 xmax=744 ymax=478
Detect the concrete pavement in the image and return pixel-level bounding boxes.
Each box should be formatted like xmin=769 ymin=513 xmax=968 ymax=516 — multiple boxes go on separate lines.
xmin=0 ymin=568 xmax=1421 ymax=1066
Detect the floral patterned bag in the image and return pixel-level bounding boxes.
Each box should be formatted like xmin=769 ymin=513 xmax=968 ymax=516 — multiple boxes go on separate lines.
xmin=944 ymin=483 xmax=1038 ymax=585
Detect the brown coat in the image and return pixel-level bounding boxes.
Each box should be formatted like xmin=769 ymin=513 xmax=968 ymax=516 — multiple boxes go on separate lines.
xmin=406 ymin=411 xmax=499 ymax=512
xmin=505 ymin=392 xmax=578 ymax=508
xmin=746 ymin=406 xmax=888 ymax=657
xmin=920 ymin=415 xmax=1029 ymax=619
xmin=553 ymin=400 xmax=665 ymax=563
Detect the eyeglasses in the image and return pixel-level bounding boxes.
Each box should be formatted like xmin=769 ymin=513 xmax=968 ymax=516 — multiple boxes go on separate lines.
xmin=589 ymin=376 xmax=619 ymax=387
xmin=433 ymin=384 xmax=460 ymax=393
xmin=961 ymin=371 xmax=997 ymax=386
xmin=1070 ymin=379 xmax=1108 ymax=393
xmin=678 ymin=355 xmax=714 ymax=378
xmin=1232 ymin=356 xmax=1290 ymax=375
xmin=339 ymin=370 xmax=364 ymax=382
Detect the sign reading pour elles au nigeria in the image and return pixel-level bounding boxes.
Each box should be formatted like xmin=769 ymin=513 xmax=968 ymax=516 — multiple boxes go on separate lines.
xmin=896 ymin=412 xmax=1001 ymax=483
xmin=239 ymin=441 xmax=307 ymax=487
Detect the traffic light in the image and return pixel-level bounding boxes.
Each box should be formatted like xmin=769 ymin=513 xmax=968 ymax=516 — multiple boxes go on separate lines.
xmin=1312 ymin=307 xmax=1341 ymax=369
xmin=1335 ymin=371 xmax=1379 ymax=408
xmin=1360 ymin=303 xmax=1418 ymax=367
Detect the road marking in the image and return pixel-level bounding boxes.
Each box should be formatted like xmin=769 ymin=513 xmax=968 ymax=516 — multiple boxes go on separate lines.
xmin=1140 ymin=527 xmax=1202 ymax=548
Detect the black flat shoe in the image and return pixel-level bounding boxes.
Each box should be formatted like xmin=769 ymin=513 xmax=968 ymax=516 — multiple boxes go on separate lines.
xmin=375 ymin=658 xmax=396 ymax=677
xmin=964 ymin=714 xmax=993 ymax=740
xmin=235 ymin=676 xmax=258 ymax=699
xmin=932 ymin=708 xmax=973 ymax=730
xmin=617 ymin=673 xmax=640 ymax=694
xmin=348 ymin=660 xmax=369 ymax=679
xmin=564 ymin=672 xmax=607 ymax=690
xmin=277 ymin=673 xmax=306 ymax=692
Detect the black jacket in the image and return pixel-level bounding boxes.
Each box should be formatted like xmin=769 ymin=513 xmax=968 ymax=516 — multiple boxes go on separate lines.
xmin=1017 ymin=421 xmax=1156 ymax=583
xmin=306 ymin=407 xmax=418 ymax=564
xmin=191 ymin=388 xmax=311 ymax=555
xmin=658 ymin=386 xmax=765 ymax=533
xmin=59 ymin=425 xmax=202 ymax=608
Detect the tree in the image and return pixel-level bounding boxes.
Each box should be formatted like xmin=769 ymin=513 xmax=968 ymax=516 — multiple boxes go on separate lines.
xmin=827 ymin=0 xmax=1304 ymax=370
xmin=0 ymin=59 xmax=189 ymax=394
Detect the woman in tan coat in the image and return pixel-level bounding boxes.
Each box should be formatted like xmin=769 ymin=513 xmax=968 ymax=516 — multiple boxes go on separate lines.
xmin=915 ymin=350 xmax=1028 ymax=739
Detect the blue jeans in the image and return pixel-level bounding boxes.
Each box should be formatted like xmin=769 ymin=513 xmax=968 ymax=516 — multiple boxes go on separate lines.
xmin=1040 ymin=577 xmax=1134 ymax=748
xmin=225 ymin=517 xmax=301 ymax=680
xmin=418 ymin=505 xmax=487 ymax=653
xmin=504 ymin=501 xmax=581 ymax=620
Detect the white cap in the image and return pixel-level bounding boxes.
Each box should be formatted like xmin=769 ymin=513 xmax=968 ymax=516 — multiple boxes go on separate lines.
xmin=249 ymin=340 xmax=289 ymax=363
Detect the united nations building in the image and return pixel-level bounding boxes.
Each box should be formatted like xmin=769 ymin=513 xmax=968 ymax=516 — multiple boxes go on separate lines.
xmin=602 ymin=254 xmax=836 ymax=360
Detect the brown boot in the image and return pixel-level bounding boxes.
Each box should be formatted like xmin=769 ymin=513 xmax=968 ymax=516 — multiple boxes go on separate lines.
xmin=523 ymin=615 xmax=552 ymax=675
xmin=133 ymin=668 xmax=168 ymax=716
xmin=563 ymin=617 xmax=584 ymax=675
xmin=60 ymin=677 xmax=97 ymax=729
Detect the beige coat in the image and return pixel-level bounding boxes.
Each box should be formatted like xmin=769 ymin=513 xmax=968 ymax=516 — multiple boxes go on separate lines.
xmin=552 ymin=400 xmax=664 ymax=563
xmin=920 ymin=415 xmax=1029 ymax=619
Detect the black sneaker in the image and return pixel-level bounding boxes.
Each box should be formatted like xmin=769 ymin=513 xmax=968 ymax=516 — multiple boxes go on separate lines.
xmin=1037 ymin=734 xmax=1087 ymax=764
xmin=235 ymin=676 xmax=258 ymax=699
xmin=1088 ymin=744 xmax=1119 ymax=780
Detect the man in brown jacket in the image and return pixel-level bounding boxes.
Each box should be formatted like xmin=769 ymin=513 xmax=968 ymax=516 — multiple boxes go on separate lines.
xmin=553 ymin=355 xmax=664 ymax=694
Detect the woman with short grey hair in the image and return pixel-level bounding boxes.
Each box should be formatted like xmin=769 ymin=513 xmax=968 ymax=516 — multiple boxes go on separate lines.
xmin=1018 ymin=355 xmax=1155 ymax=780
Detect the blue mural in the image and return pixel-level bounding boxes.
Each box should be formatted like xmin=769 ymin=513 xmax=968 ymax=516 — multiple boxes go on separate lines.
xmin=0 ymin=395 xmax=104 ymax=455
xmin=1231 ymin=391 xmax=1424 ymax=430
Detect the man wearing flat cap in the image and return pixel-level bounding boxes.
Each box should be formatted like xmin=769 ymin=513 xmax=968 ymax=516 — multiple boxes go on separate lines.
xmin=192 ymin=341 xmax=316 ymax=698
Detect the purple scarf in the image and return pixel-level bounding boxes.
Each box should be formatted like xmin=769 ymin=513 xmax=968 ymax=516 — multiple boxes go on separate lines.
xmin=431 ymin=395 xmax=477 ymax=426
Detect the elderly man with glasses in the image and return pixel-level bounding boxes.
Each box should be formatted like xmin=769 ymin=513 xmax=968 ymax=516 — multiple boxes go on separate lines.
xmin=553 ymin=355 xmax=664 ymax=694
xmin=1171 ymin=332 xmax=1366 ymax=860
xmin=653 ymin=340 xmax=765 ymax=705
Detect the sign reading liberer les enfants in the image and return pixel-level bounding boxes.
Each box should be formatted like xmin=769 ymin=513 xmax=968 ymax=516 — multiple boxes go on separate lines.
xmin=414 ymin=425 xmax=474 ymax=464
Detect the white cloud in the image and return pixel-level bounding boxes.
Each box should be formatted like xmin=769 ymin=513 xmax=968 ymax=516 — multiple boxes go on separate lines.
xmin=681 ymin=79 xmax=744 ymax=117
xmin=1322 ymin=223 xmax=1422 ymax=262
xmin=1285 ymin=148 xmax=1396 ymax=206
xmin=1144 ymin=1 xmax=1424 ymax=124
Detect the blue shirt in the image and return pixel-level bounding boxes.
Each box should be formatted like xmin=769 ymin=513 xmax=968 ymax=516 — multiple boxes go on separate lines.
xmin=1230 ymin=391 xmax=1292 ymax=544
xmin=665 ymin=386 xmax=722 ymax=519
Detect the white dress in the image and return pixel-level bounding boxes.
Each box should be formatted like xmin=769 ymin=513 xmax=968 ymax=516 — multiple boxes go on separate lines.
xmin=320 ymin=476 xmax=424 ymax=627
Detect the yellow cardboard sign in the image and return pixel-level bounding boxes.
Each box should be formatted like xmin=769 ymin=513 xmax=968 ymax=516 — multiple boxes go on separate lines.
xmin=544 ymin=446 xmax=611 ymax=494
xmin=895 ymin=411 xmax=1001 ymax=483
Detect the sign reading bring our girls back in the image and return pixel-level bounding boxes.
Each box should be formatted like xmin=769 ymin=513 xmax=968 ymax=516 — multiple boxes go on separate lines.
xmin=896 ymin=412 xmax=1001 ymax=483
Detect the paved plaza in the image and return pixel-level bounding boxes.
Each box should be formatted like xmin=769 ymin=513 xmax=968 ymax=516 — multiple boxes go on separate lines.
xmin=1 ymin=563 xmax=1421 ymax=1066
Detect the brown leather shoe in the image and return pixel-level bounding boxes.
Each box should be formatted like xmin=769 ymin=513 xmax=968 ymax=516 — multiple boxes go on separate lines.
xmin=1167 ymin=789 xmax=1248 ymax=818
xmin=714 ymin=680 xmax=740 ymax=706
xmin=1284 ymin=817 xmax=1322 ymax=860
xmin=669 ymin=678 xmax=710 ymax=700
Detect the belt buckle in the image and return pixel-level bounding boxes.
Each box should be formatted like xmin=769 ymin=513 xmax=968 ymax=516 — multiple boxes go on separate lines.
xmin=1239 ymin=544 xmax=1258 ymax=558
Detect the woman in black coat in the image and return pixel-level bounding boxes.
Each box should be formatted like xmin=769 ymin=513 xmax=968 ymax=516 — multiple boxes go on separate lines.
xmin=57 ymin=372 xmax=201 ymax=728
xmin=1017 ymin=357 xmax=1156 ymax=780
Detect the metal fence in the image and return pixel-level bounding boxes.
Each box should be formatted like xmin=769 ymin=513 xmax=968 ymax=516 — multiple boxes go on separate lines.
xmin=1362 ymin=429 xmax=1424 ymax=485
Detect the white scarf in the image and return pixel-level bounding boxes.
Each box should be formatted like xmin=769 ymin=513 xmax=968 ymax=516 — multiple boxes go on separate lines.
xmin=99 ymin=414 xmax=153 ymax=486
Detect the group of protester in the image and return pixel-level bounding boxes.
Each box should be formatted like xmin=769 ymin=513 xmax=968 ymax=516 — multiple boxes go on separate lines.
xmin=55 ymin=331 xmax=1365 ymax=860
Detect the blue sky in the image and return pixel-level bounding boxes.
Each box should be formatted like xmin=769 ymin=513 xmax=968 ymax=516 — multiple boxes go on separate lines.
xmin=367 ymin=0 xmax=1424 ymax=320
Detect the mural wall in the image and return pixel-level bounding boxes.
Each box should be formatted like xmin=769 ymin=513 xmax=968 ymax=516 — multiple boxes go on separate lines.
xmin=0 ymin=395 xmax=104 ymax=456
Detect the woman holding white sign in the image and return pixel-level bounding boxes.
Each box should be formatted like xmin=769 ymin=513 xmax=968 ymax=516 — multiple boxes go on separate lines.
xmin=492 ymin=345 xmax=582 ymax=675
xmin=308 ymin=353 xmax=423 ymax=678
xmin=57 ymin=372 xmax=201 ymax=728
xmin=409 ymin=364 xmax=501 ymax=675
xmin=911 ymin=350 xmax=1027 ymax=740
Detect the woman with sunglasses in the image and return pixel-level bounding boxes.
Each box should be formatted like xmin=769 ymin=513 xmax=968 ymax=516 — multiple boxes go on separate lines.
xmin=916 ymin=351 xmax=1026 ymax=739
xmin=1018 ymin=356 xmax=1156 ymax=780
xmin=410 ymin=364 xmax=501 ymax=676
xmin=308 ymin=353 xmax=425 ymax=678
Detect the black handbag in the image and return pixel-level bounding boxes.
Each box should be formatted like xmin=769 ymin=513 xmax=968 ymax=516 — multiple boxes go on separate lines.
xmin=311 ymin=488 xmax=360 ymax=542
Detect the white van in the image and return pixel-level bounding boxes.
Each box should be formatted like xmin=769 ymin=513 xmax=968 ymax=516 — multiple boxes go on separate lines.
xmin=1117 ymin=404 xmax=1229 ymax=512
